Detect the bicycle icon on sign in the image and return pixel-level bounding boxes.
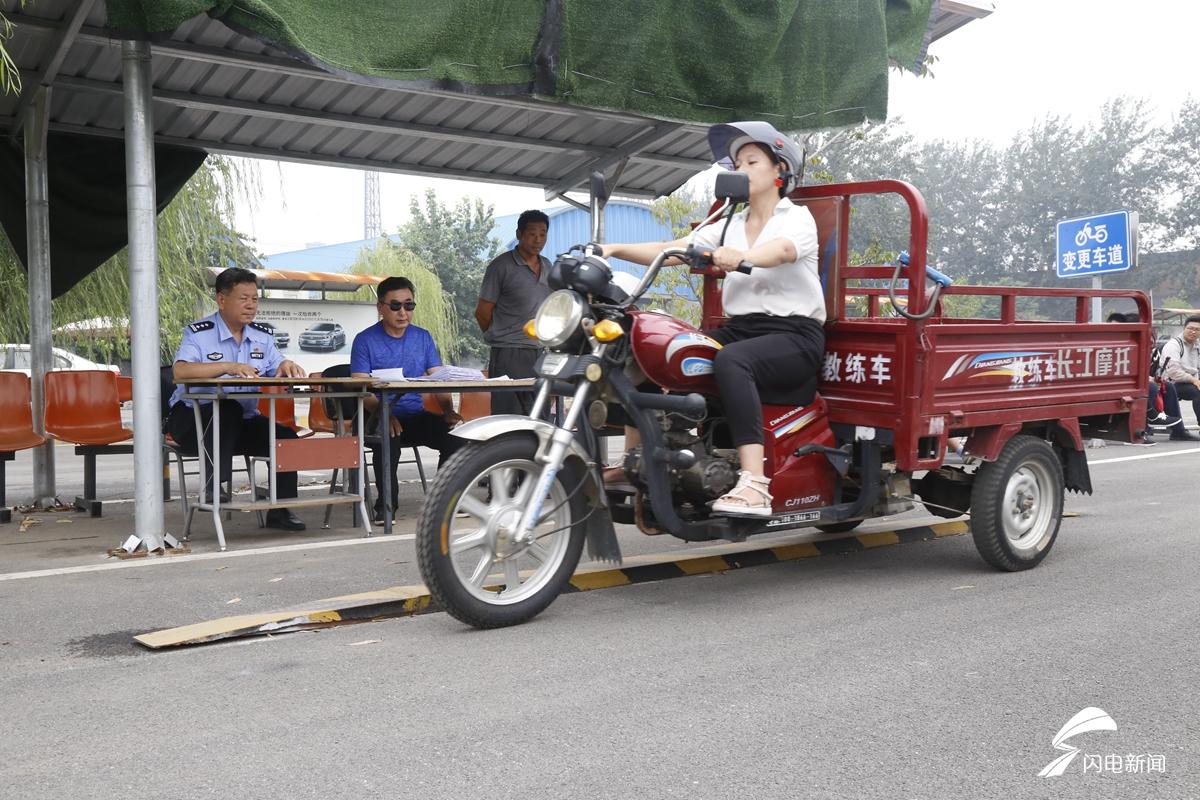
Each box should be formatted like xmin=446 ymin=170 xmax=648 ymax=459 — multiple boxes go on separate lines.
xmin=1074 ymin=222 xmax=1109 ymax=247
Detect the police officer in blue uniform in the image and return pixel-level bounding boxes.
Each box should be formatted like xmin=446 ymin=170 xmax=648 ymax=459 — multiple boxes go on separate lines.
xmin=166 ymin=267 xmax=308 ymax=531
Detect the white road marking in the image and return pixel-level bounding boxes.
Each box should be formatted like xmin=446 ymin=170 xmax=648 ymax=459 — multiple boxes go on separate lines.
xmin=0 ymin=533 xmax=415 ymax=582
xmin=76 ymin=479 xmax=428 ymax=506
xmin=1088 ymin=446 xmax=1200 ymax=465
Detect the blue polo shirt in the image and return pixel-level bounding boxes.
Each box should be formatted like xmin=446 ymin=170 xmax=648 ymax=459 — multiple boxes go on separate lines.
xmin=169 ymin=312 xmax=284 ymax=418
xmin=350 ymin=322 xmax=442 ymax=418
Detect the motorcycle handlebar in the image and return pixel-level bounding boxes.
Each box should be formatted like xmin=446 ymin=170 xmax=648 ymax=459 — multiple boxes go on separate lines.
xmin=617 ymin=245 xmax=753 ymax=309
xmin=684 ymin=244 xmax=753 ymax=274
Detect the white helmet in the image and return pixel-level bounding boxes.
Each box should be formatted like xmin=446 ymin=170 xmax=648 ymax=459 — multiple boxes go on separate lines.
xmin=707 ymin=121 xmax=803 ymax=194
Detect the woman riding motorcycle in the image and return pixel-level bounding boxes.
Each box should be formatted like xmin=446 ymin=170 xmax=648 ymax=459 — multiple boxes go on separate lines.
xmin=601 ymin=121 xmax=825 ymax=516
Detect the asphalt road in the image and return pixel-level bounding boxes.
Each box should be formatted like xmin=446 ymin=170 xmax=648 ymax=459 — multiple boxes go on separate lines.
xmin=2 ymin=441 xmax=1198 ymax=799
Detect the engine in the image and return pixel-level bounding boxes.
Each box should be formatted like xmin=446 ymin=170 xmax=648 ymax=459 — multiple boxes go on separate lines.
xmin=620 ymin=409 xmax=739 ymax=509
xmin=675 ymin=451 xmax=739 ymax=504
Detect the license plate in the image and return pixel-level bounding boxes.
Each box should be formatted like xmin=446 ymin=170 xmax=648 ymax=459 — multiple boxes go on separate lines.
xmin=766 ymin=511 xmax=821 ymax=527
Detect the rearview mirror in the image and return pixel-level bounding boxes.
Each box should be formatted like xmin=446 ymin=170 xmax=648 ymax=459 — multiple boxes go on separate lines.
xmin=589 ymin=171 xmax=610 ymax=203
xmin=714 ymin=172 xmax=749 ymax=204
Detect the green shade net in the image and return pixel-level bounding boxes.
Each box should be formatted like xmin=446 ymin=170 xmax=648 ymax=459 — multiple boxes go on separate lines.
xmin=107 ymin=0 xmax=933 ymax=130
xmin=0 ymin=134 xmax=206 ymax=297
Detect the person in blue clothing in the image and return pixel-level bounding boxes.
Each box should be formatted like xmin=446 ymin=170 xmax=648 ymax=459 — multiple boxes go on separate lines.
xmin=167 ymin=267 xmax=308 ymax=531
xmin=352 ymin=276 xmax=465 ymax=522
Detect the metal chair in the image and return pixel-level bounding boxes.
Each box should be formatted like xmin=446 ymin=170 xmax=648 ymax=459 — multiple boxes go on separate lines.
xmin=0 ymin=372 xmax=47 ymax=523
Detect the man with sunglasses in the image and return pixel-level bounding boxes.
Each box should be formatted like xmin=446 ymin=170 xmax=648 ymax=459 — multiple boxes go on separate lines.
xmin=351 ymin=276 xmax=464 ymax=522
xmin=475 ymin=209 xmax=552 ymax=414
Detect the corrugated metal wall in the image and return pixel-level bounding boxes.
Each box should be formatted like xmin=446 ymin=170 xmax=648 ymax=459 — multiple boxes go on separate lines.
xmin=263 ymin=201 xmax=676 ymax=279
xmin=493 ymin=202 xmax=674 ymax=277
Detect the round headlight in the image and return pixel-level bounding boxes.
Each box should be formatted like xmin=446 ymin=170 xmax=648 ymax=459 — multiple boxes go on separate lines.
xmin=534 ymin=289 xmax=585 ymax=348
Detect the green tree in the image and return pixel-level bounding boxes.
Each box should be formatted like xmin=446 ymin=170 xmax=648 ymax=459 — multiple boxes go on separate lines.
xmin=344 ymin=238 xmax=459 ymax=358
xmin=1161 ymin=96 xmax=1200 ymax=248
xmin=397 ymin=189 xmax=498 ymax=365
xmin=994 ymin=98 xmax=1167 ymax=280
xmin=0 ymin=156 xmax=259 ymax=362
xmin=809 ymin=98 xmax=1171 ymax=297
xmin=647 ymin=190 xmax=706 ymax=325
xmin=0 ymin=2 xmax=25 ymax=96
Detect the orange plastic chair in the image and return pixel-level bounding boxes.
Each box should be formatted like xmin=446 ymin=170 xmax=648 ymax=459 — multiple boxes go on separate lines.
xmin=0 ymin=372 xmax=47 ymax=523
xmin=0 ymin=372 xmax=46 ymax=453
xmin=116 ymin=375 xmax=133 ymax=403
xmin=423 ymin=389 xmax=492 ymax=420
xmin=44 ymin=370 xmax=132 ymax=516
xmin=256 ymin=384 xmax=313 ymax=438
xmin=459 ymin=390 xmax=491 ymax=421
xmin=44 ymin=370 xmax=131 ymax=447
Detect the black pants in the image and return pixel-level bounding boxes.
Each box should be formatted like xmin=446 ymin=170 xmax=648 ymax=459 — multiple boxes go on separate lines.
xmin=370 ymin=410 xmax=465 ymax=510
xmin=1171 ymin=381 xmax=1200 ymax=425
xmin=487 ymin=346 xmax=540 ymax=415
xmin=706 ymin=314 xmax=825 ymax=447
xmin=167 ymin=400 xmax=298 ymax=497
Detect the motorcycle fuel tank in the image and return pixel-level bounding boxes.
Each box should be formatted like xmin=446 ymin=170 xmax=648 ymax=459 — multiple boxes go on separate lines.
xmin=629 ymin=311 xmax=721 ymax=394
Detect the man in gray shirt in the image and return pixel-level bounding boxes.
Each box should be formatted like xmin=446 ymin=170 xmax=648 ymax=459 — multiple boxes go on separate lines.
xmin=475 ymin=209 xmax=551 ymax=414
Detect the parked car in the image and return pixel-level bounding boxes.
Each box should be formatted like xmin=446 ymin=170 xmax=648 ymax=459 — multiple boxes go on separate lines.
xmin=256 ymin=321 xmax=290 ymax=349
xmin=298 ymin=322 xmax=346 ymax=351
xmin=0 ymin=344 xmax=121 ymax=376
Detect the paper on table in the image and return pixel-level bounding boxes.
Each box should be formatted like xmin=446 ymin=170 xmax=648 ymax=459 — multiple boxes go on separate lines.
xmin=406 ymin=365 xmax=486 ymax=382
xmin=370 ymin=368 xmax=405 ymax=380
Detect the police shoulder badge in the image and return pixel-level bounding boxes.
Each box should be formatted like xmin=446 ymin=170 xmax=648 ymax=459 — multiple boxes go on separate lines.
xmin=188 ymin=320 xmax=215 ymax=333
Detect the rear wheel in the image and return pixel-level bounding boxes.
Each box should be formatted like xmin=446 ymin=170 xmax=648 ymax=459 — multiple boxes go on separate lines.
xmin=969 ymin=435 xmax=1063 ymax=571
xmin=416 ymin=436 xmax=587 ymax=629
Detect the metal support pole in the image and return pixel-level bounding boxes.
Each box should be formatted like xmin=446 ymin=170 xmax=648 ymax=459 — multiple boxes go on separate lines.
xmin=123 ymin=40 xmax=166 ymax=551
xmin=24 ymin=87 xmax=56 ymax=507
xmin=588 ymin=172 xmax=610 ymax=461
xmin=1091 ymin=276 xmax=1102 ymax=323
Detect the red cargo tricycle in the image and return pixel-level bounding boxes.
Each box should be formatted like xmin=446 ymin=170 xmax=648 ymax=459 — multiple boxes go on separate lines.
xmin=416 ymin=174 xmax=1150 ymax=628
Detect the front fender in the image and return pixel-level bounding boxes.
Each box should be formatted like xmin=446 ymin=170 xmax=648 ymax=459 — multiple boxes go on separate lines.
xmin=452 ymin=414 xmax=599 ymax=496
xmin=452 ymin=414 xmax=620 ymax=562
xmin=452 ymin=414 xmax=587 ymax=458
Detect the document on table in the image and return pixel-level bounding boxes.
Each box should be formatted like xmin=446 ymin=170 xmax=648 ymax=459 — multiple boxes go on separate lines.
xmin=406 ymin=365 xmax=487 ymax=381
xmin=370 ymin=368 xmax=405 ymax=380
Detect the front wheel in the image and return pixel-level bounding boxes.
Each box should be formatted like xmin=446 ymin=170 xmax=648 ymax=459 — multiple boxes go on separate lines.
xmin=969 ymin=435 xmax=1063 ymax=571
xmin=416 ymin=435 xmax=588 ymax=629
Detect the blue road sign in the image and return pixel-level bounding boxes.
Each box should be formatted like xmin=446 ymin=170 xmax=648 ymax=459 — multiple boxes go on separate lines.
xmin=1056 ymin=211 xmax=1133 ymax=278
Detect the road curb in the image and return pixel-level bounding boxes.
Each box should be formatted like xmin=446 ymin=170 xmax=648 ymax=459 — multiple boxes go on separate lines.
xmin=134 ymin=520 xmax=967 ymax=649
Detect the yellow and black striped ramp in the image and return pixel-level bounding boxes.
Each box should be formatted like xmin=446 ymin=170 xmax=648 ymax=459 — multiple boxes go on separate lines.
xmin=135 ymin=520 xmax=966 ymax=649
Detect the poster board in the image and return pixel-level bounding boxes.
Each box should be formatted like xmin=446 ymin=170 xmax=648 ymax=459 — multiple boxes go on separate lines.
xmin=255 ymin=297 xmax=379 ymax=375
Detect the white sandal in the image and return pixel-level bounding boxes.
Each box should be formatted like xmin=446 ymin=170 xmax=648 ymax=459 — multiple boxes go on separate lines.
xmin=711 ymin=470 xmax=773 ymax=517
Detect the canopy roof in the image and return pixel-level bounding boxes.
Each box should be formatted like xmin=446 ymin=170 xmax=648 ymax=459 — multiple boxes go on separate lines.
xmin=206 ymin=266 xmax=383 ymax=293
xmin=0 ymin=0 xmax=989 ymax=201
